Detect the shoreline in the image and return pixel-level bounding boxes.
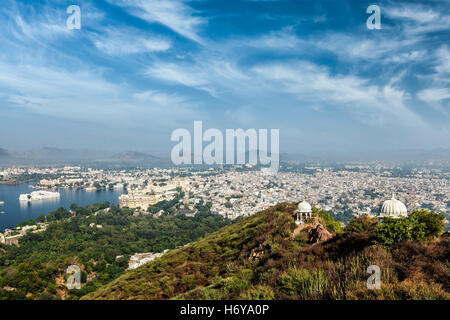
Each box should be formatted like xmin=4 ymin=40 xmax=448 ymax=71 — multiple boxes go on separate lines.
xmin=0 ymin=179 xmax=36 ymax=186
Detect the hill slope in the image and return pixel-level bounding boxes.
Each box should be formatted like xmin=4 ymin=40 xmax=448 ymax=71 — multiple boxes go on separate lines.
xmin=84 ymin=204 xmax=450 ymax=300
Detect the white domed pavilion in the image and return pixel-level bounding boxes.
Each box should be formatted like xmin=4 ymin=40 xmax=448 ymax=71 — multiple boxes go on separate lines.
xmin=296 ymin=200 xmax=313 ymax=224
xmin=379 ymin=195 xmax=408 ymax=218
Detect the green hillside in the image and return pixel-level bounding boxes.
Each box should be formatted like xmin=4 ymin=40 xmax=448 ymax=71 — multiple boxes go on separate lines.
xmin=0 ymin=203 xmax=230 ymax=300
xmin=84 ymin=204 xmax=449 ymax=300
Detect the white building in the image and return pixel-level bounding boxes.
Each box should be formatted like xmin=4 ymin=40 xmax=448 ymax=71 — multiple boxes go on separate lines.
xmin=296 ymin=200 xmax=312 ymax=224
xmin=379 ymin=195 xmax=408 ymax=218
xmin=19 ymin=191 xmax=60 ymax=202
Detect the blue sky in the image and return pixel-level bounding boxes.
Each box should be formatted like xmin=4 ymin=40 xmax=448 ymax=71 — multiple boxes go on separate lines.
xmin=0 ymin=0 xmax=449 ymax=156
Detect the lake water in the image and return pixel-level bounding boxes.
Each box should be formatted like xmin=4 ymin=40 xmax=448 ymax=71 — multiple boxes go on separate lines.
xmin=0 ymin=183 xmax=124 ymax=231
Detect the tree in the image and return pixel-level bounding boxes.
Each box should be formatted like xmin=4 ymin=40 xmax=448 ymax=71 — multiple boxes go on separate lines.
xmin=17 ymin=219 xmax=36 ymax=228
xmin=408 ymin=209 xmax=445 ymax=240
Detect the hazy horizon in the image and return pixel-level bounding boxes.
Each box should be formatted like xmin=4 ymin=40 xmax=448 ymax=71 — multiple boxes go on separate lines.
xmin=2 ymin=145 xmax=450 ymax=164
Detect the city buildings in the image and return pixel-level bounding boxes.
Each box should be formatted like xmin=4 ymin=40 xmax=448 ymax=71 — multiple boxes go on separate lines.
xmin=1 ymin=164 xmax=449 ymax=222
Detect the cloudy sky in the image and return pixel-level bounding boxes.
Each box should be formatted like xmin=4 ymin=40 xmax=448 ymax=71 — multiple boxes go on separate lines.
xmin=0 ymin=0 xmax=449 ymax=156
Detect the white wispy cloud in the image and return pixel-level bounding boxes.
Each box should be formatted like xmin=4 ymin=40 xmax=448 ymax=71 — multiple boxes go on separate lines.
xmin=146 ymin=62 xmax=211 ymax=90
xmin=313 ymin=33 xmax=420 ymax=62
xmin=415 ymin=45 xmax=450 ymax=111
xmin=385 ymin=5 xmax=439 ymax=23
xmin=145 ymin=58 xmax=248 ymax=96
xmin=418 ymin=88 xmax=450 ymax=102
xmin=0 ymin=60 xmax=200 ymax=128
xmin=231 ymin=26 xmax=421 ymax=64
xmin=384 ymin=50 xmax=427 ymax=63
xmin=384 ymin=4 xmax=450 ymax=34
xmin=132 ymin=89 xmax=189 ymax=107
xmin=417 ymin=87 xmax=450 ymax=113
xmin=2 ymin=1 xmax=104 ymax=44
xmin=434 ymin=45 xmax=450 ymax=76
xmin=252 ymin=61 xmax=426 ymax=127
xmin=245 ymin=27 xmax=306 ymax=51
xmin=0 ymin=61 xmax=121 ymax=118
xmin=91 ymin=27 xmax=172 ymax=55
xmin=8 ymin=10 xmax=70 ymax=43
xmin=106 ymin=0 xmax=207 ymax=43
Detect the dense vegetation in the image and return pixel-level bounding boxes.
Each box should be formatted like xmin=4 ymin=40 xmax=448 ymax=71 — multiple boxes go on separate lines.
xmin=376 ymin=209 xmax=446 ymax=246
xmin=0 ymin=202 xmax=230 ymax=300
xmin=85 ymin=203 xmax=448 ymax=300
xmin=313 ymin=207 xmax=343 ymax=234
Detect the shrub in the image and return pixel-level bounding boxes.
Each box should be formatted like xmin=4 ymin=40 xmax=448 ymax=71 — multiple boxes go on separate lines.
xmin=408 ymin=209 xmax=445 ymax=240
xmin=390 ymin=280 xmax=450 ymax=300
xmin=345 ymin=216 xmax=379 ymax=234
xmin=376 ymin=209 xmax=446 ymax=247
xmin=315 ymin=209 xmax=343 ymax=234
xmin=276 ymin=267 xmax=328 ymax=299
xmin=376 ymin=217 xmax=413 ymax=246
xmin=240 ymin=285 xmax=275 ymax=300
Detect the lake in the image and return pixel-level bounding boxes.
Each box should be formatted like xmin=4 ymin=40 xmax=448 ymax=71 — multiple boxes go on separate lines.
xmin=0 ymin=183 xmax=124 ymax=231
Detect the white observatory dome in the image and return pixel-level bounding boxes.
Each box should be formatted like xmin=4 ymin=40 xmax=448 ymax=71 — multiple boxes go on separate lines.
xmin=380 ymin=195 xmax=407 ymax=218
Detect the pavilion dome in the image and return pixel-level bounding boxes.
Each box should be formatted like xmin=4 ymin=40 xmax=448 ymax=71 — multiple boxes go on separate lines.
xmin=380 ymin=195 xmax=407 ymax=218
xmin=297 ymin=200 xmax=312 ymax=213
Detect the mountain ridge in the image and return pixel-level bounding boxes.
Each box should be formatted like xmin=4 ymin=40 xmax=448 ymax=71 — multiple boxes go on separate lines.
xmin=0 ymin=147 xmax=167 ymax=166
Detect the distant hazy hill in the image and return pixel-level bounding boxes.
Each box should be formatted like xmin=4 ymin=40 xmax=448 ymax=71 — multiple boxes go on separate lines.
xmin=0 ymin=146 xmax=448 ymax=166
xmin=15 ymin=147 xmax=81 ymax=161
xmin=306 ymin=148 xmax=450 ymax=162
xmin=279 ymin=152 xmax=317 ymax=162
xmin=84 ymin=203 xmax=449 ymax=300
xmin=0 ymin=147 xmax=112 ymax=164
xmin=110 ymin=151 xmax=161 ymax=161
xmin=0 ymin=147 xmax=169 ymax=167
xmin=0 ymin=148 xmax=9 ymax=157
xmin=97 ymin=151 xmax=169 ymax=166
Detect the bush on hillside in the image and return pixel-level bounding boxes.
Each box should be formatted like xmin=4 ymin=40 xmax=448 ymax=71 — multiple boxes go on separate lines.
xmin=376 ymin=209 xmax=445 ymax=247
xmin=345 ymin=216 xmax=379 ymax=234
xmin=314 ymin=208 xmax=343 ymax=234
